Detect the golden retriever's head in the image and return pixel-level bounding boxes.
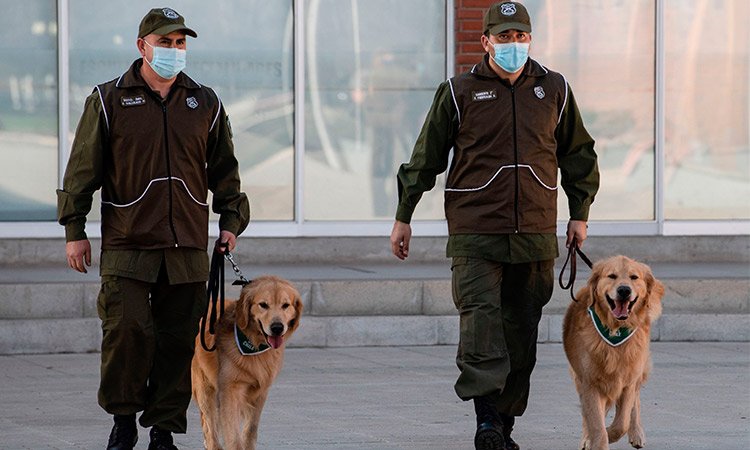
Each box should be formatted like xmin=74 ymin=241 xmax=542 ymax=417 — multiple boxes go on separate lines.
xmin=235 ymin=275 xmax=303 ymax=349
xmin=588 ymin=255 xmax=664 ymax=325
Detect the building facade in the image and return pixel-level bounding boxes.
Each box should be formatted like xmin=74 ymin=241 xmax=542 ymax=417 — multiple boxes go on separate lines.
xmin=1 ymin=0 xmax=748 ymax=239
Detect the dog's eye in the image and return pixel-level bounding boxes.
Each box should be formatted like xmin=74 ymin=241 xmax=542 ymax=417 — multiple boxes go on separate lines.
xmin=259 ymin=302 xmax=269 ymax=309
xmin=608 ymin=274 xmax=617 ymax=279
xmin=282 ymin=303 xmax=290 ymax=310
xmin=630 ymin=275 xmax=639 ymax=280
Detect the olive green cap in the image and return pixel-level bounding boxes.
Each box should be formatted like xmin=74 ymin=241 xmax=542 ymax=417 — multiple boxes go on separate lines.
xmin=138 ymin=7 xmax=197 ymax=39
xmin=483 ymin=1 xmax=532 ymax=35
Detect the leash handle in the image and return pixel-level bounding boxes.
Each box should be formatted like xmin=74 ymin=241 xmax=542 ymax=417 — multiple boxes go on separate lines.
xmin=558 ymin=238 xmax=594 ymax=303
xmin=200 ymin=243 xmax=229 ymax=352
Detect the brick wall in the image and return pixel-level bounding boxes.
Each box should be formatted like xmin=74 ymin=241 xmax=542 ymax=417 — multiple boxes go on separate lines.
xmin=454 ymin=0 xmax=495 ymax=74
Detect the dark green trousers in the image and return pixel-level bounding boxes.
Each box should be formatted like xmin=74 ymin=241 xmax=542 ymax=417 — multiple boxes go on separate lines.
xmin=451 ymin=257 xmax=554 ymax=416
xmin=96 ymin=264 xmax=206 ymax=433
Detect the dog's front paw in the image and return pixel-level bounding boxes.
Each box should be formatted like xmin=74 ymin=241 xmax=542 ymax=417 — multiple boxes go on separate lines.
xmin=579 ymin=436 xmax=592 ymax=450
xmin=628 ymin=425 xmax=645 ymax=449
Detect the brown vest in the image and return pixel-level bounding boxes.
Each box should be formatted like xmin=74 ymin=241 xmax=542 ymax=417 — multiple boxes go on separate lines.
xmin=96 ymin=59 xmax=221 ymax=250
xmin=444 ymin=56 xmax=567 ymax=234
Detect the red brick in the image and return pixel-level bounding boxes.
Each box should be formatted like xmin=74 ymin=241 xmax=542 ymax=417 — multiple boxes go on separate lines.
xmin=456 ymin=31 xmax=482 ymax=42
xmin=456 ymin=9 xmax=486 ymax=19
xmin=460 ymin=42 xmax=484 ymax=53
xmin=461 ymin=19 xmax=483 ymax=31
xmin=456 ymin=54 xmax=482 ymax=65
xmin=460 ymin=0 xmax=494 ymax=8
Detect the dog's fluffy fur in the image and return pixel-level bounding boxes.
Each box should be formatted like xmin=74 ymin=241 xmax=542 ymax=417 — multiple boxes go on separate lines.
xmin=191 ymin=275 xmax=303 ymax=450
xmin=562 ymin=255 xmax=664 ymax=450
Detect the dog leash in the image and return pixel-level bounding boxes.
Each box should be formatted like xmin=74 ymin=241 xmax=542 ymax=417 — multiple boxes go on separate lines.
xmin=558 ymin=237 xmax=594 ymax=304
xmin=200 ymin=243 xmax=252 ymax=352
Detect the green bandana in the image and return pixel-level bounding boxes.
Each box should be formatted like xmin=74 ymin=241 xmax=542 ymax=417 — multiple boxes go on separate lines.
xmin=588 ymin=306 xmax=637 ymax=347
xmin=235 ymin=324 xmax=270 ymax=355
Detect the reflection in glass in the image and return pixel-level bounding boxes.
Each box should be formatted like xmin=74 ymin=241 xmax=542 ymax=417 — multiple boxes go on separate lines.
xmin=664 ymin=0 xmax=749 ymax=220
xmin=69 ymin=0 xmax=294 ymax=221
xmin=523 ymin=0 xmax=656 ymax=221
xmin=304 ymin=0 xmax=447 ymax=221
xmin=0 ymin=1 xmax=58 ymax=220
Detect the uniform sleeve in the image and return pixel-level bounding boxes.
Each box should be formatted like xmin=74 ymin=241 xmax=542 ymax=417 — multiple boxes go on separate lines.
xmin=56 ymin=91 xmax=107 ymax=242
xmin=395 ymin=81 xmax=459 ymax=224
xmin=206 ymin=100 xmax=250 ymax=237
xmin=555 ymin=83 xmax=600 ymax=221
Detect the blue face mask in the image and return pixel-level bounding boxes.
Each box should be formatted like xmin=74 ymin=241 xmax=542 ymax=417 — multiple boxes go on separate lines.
xmin=492 ymin=42 xmax=529 ymax=73
xmin=144 ymin=40 xmax=186 ymax=80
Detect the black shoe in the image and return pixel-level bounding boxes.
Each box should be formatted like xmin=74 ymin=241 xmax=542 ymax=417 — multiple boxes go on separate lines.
xmin=473 ymin=396 xmax=505 ymax=450
xmin=500 ymin=413 xmax=520 ymax=450
xmin=148 ymin=426 xmax=178 ymax=450
xmin=106 ymin=414 xmax=138 ymax=450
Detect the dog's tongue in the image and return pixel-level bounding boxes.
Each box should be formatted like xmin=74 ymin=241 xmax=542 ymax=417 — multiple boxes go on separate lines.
xmin=268 ymin=335 xmax=284 ymax=349
xmin=612 ymin=300 xmax=629 ymax=319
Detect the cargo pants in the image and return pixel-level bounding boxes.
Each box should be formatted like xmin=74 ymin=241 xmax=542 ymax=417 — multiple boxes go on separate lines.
xmin=451 ymin=257 xmax=554 ymax=416
xmin=96 ymin=263 xmax=206 ymax=433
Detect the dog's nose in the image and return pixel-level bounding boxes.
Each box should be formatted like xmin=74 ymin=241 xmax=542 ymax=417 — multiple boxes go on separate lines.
xmin=270 ymin=322 xmax=284 ymax=336
xmin=617 ymin=286 xmax=631 ymax=298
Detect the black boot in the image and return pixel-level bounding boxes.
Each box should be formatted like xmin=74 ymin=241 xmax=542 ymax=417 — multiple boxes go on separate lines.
xmin=473 ymin=395 xmax=505 ymax=450
xmin=148 ymin=426 xmax=178 ymax=450
xmin=500 ymin=413 xmax=520 ymax=450
xmin=106 ymin=414 xmax=137 ymax=450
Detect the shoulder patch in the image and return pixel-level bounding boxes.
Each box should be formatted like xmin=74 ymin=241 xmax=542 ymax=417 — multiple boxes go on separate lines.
xmin=226 ymin=116 xmax=233 ymax=139
xmin=471 ymin=89 xmax=497 ymax=102
xmin=120 ymin=95 xmax=146 ymax=107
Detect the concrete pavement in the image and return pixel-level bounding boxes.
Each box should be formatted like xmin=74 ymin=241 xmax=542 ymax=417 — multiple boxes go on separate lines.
xmin=0 ymin=342 xmax=748 ymax=450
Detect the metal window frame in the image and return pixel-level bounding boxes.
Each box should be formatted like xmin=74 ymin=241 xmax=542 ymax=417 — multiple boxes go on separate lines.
xmin=0 ymin=0 xmax=747 ymax=240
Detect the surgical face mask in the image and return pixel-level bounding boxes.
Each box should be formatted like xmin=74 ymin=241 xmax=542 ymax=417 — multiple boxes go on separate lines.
xmin=491 ymin=42 xmax=529 ymax=73
xmin=143 ymin=40 xmax=186 ymax=80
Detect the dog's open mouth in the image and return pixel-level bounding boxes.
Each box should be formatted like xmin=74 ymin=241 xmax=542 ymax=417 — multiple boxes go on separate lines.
xmin=606 ymin=294 xmax=638 ymax=320
xmin=259 ymin=320 xmax=285 ymax=349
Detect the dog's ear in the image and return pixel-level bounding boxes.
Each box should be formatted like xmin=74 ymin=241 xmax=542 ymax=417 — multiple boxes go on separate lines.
xmin=586 ymin=261 xmax=603 ymax=305
xmin=641 ymin=262 xmax=664 ymax=322
xmin=288 ymin=289 xmax=303 ymax=332
xmin=236 ymin=282 xmax=257 ymax=330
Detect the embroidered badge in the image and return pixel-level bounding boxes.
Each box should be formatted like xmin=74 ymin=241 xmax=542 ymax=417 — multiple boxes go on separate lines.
xmin=227 ymin=116 xmax=233 ymax=139
xmin=472 ymin=89 xmax=497 ymax=102
xmin=120 ymin=95 xmax=146 ymax=107
xmin=162 ymin=8 xmax=179 ymax=19
xmin=588 ymin=306 xmax=637 ymax=347
xmin=235 ymin=324 xmax=270 ymax=355
xmin=186 ymin=97 xmax=199 ymax=109
xmin=501 ymin=3 xmax=517 ymax=15
xmin=534 ymin=86 xmax=545 ymax=99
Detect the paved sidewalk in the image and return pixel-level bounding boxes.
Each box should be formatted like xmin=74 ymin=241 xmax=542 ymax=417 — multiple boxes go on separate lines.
xmin=0 ymin=343 xmax=748 ymax=450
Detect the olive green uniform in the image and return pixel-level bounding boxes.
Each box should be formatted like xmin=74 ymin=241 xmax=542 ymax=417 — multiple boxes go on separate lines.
xmin=57 ymin=59 xmax=249 ymax=433
xmin=396 ymin=55 xmax=599 ymax=415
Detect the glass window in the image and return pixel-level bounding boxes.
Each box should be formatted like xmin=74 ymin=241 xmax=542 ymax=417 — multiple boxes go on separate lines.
xmin=664 ymin=0 xmax=750 ymax=220
xmin=0 ymin=1 xmax=58 ymax=221
xmin=523 ymin=0 xmax=657 ymax=221
xmin=68 ymin=0 xmax=294 ymax=222
xmin=304 ymin=0 xmax=447 ymax=221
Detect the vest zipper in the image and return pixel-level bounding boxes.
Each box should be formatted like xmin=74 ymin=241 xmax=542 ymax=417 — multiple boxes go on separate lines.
xmin=510 ymin=85 xmax=519 ymax=233
xmin=162 ymin=102 xmax=179 ymax=247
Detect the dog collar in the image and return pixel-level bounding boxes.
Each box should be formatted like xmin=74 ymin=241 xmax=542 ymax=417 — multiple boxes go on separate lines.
xmin=588 ymin=306 xmax=638 ymax=347
xmin=235 ymin=324 xmax=271 ymax=355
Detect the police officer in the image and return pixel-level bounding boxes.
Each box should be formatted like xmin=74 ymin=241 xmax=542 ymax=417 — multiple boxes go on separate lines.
xmin=390 ymin=2 xmax=599 ymax=449
xmin=57 ymin=8 xmax=249 ymax=450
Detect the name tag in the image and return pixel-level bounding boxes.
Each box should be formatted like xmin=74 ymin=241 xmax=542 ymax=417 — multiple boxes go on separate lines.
xmin=472 ymin=89 xmax=497 ymax=101
xmin=120 ymin=95 xmax=146 ymax=107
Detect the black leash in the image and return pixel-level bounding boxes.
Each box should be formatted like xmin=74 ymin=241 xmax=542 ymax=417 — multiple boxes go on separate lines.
xmin=558 ymin=237 xmax=594 ymax=304
xmin=199 ymin=243 xmax=252 ymax=352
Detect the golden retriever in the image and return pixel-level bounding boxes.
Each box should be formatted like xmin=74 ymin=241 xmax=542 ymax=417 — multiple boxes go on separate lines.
xmin=191 ymin=275 xmax=303 ymax=450
xmin=562 ymin=255 xmax=664 ymax=450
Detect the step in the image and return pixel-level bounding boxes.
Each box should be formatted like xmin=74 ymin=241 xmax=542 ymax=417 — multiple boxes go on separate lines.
xmin=0 ymin=260 xmax=747 ymax=354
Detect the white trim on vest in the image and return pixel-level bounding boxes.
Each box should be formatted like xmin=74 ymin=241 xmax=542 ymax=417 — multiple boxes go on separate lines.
xmin=447 ymin=79 xmax=460 ymax=124
xmin=95 ymin=86 xmax=110 ymax=134
xmin=101 ymin=177 xmax=209 ymax=208
xmin=445 ymin=164 xmax=557 ymax=192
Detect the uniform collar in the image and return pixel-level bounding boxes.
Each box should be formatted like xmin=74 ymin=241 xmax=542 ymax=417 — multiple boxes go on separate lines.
xmin=114 ymin=58 xmax=202 ymax=90
xmin=470 ymin=53 xmax=549 ymax=80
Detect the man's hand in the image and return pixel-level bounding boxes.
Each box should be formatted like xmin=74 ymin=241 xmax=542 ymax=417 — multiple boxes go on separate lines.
xmin=566 ymin=220 xmax=588 ymax=248
xmin=66 ymin=239 xmax=91 ymax=273
xmin=215 ymin=230 xmax=237 ymax=253
xmin=390 ymin=220 xmax=412 ymax=260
